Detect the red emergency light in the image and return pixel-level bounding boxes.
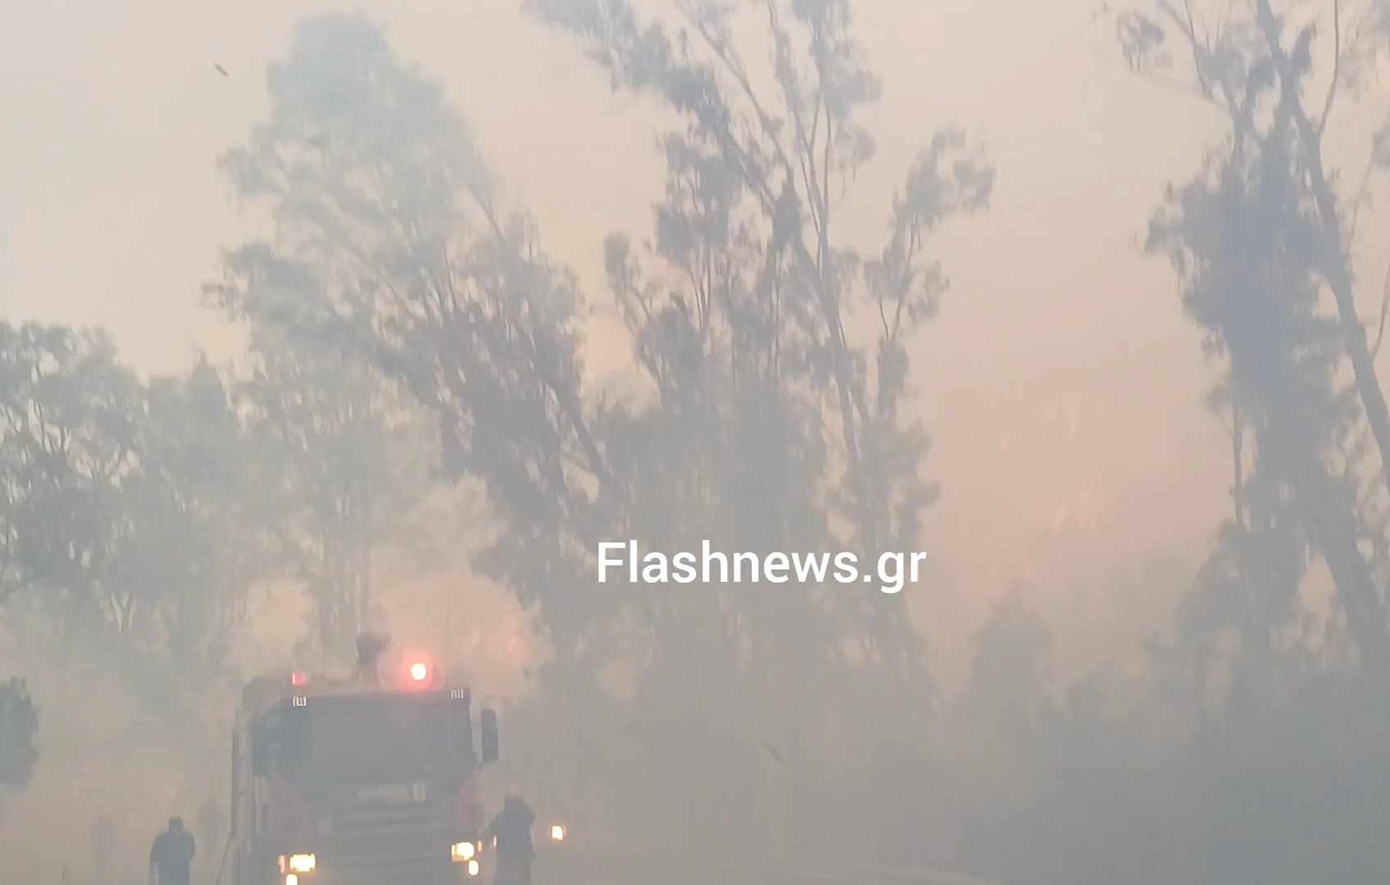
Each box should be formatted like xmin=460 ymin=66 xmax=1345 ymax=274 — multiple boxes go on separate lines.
xmin=392 ymin=645 xmax=437 ymax=688
xmin=290 ymin=671 xmax=308 ymax=687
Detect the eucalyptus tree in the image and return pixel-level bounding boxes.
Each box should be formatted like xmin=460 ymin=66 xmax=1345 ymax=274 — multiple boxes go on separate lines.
xmin=211 ymin=4 xmax=991 ymax=853
xmin=1113 ymin=0 xmax=1390 ymax=698
xmin=0 ymin=322 xmax=141 ymax=642
xmin=239 ymin=326 xmax=438 ymax=664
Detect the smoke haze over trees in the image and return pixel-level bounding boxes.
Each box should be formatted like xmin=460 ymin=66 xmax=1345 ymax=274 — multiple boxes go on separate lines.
xmin=5 ymin=1 xmax=1390 ymax=882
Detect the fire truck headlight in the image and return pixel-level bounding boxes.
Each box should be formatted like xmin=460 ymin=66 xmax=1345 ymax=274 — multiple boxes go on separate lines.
xmin=288 ymin=853 xmax=316 ymax=873
xmin=450 ymin=841 xmax=476 ymax=861
xmin=467 ymin=859 xmax=480 ymax=877
xmin=550 ymin=824 xmax=566 ymax=842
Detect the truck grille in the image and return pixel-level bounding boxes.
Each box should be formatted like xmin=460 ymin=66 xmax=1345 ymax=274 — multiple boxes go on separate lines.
xmin=322 ymin=797 xmax=451 ymax=884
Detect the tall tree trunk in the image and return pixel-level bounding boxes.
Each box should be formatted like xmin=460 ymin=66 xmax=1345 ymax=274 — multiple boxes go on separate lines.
xmin=1293 ymin=455 xmax=1390 ymax=692
xmin=1255 ymin=0 xmax=1390 ymax=506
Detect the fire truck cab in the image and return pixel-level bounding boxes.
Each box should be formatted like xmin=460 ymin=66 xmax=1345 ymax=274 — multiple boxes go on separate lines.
xmin=229 ymin=646 xmax=499 ymax=885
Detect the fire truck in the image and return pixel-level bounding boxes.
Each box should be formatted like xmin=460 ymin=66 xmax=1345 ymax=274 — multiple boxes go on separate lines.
xmin=226 ymin=636 xmax=503 ymax=885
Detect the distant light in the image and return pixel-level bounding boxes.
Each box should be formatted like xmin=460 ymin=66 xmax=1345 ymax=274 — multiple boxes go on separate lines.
xmin=285 ymin=876 xmax=298 ymax=885
xmin=288 ymin=854 xmax=315 ymax=873
xmin=290 ymin=671 xmax=307 ymax=687
xmin=467 ymin=859 xmax=480 ymax=876
xmin=410 ymin=662 xmax=429 ymax=682
xmin=551 ymin=824 xmax=566 ymax=842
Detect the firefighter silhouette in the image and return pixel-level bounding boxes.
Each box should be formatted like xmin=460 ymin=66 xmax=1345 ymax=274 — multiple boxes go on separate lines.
xmin=148 ymin=817 xmax=196 ymax=885
xmin=484 ymin=793 xmax=536 ymax=885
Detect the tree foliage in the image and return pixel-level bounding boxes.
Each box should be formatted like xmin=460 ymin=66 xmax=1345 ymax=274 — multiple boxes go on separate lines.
xmin=0 ymin=323 xmax=262 ymax=711
xmin=11 ymin=5 xmax=1390 ymax=881
xmin=1111 ymin=0 xmax=1390 ymax=700
xmin=0 ymin=322 xmax=140 ymax=624
xmin=0 ymin=314 xmax=435 ymax=709
xmin=240 ymin=327 xmax=438 ymax=664
xmin=208 ymin=5 xmax=993 ymax=851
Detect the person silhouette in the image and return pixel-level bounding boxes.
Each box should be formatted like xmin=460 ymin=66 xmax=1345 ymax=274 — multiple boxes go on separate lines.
xmin=483 ymin=793 xmax=536 ymax=885
xmin=148 ymin=817 xmax=196 ymax=885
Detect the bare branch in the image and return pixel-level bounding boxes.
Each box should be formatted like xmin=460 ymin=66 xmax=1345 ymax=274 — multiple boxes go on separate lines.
xmin=1374 ymin=260 xmax=1390 ymax=360
xmin=1347 ymin=152 xmax=1377 ymax=244
xmin=1317 ymin=0 xmax=1342 ymax=139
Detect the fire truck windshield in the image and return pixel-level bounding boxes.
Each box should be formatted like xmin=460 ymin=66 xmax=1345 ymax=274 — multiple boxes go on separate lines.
xmin=276 ymin=693 xmax=458 ymax=783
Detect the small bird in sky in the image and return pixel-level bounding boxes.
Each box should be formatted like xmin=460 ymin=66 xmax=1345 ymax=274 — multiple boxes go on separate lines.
xmin=213 ymin=63 xmax=229 ymax=77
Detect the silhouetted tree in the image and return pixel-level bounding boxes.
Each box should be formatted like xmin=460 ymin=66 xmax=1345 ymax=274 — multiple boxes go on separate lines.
xmin=1115 ymin=0 xmax=1390 ymax=694
xmin=240 ymin=327 xmax=437 ymax=664
xmin=0 ymin=322 xmax=140 ymax=630
xmin=107 ymin=358 xmax=264 ymax=708
xmin=0 ymin=326 xmax=264 ymax=712
xmin=210 ymin=5 xmax=992 ymax=855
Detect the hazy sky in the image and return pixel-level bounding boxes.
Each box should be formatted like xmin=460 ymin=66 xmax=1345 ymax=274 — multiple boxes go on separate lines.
xmin=9 ymin=0 xmax=1375 ymax=680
